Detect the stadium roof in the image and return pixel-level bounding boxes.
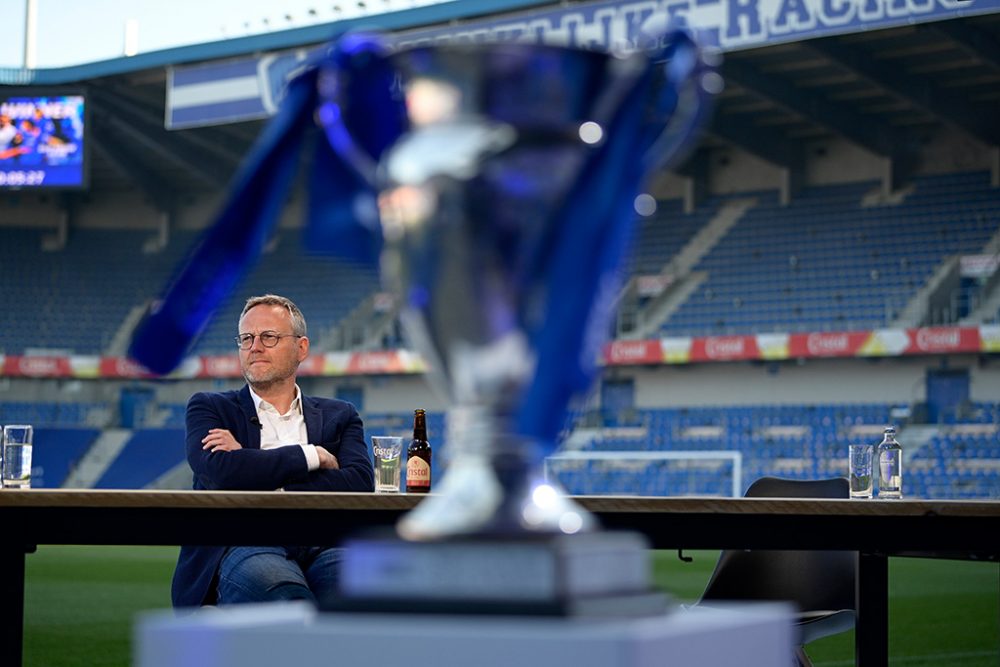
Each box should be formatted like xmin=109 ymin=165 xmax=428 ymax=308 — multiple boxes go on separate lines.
xmin=2 ymin=0 xmax=999 ymax=206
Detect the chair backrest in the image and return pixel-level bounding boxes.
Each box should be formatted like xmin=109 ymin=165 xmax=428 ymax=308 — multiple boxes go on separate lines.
xmin=699 ymin=476 xmax=855 ymax=613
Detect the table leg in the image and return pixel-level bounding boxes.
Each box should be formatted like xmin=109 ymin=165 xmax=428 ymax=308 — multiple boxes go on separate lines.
xmin=1 ymin=545 xmax=27 ymax=666
xmin=856 ymin=551 xmax=888 ymax=667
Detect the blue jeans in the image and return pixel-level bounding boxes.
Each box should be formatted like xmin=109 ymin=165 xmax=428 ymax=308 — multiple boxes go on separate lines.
xmin=216 ymin=546 xmax=342 ymax=605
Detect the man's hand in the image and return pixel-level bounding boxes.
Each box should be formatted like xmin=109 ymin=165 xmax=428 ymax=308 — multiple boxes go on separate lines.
xmin=316 ymin=446 xmax=340 ymax=470
xmin=202 ymin=428 xmax=243 ymax=453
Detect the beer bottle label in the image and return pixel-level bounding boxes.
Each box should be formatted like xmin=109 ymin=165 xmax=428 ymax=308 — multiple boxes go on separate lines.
xmin=407 ymin=456 xmax=431 ymax=486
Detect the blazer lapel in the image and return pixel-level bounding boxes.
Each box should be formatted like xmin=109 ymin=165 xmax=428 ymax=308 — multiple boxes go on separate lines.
xmin=303 ymin=395 xmax=323 ymax=445
xmin=238 ymin=385 xmax=262 ymax=449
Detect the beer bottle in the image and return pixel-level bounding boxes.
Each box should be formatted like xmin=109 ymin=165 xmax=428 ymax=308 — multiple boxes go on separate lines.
xmin=406 ymin=409 xmax=432 ymax=493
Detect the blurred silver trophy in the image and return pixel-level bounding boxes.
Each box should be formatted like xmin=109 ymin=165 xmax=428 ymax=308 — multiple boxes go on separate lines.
xmin=317 ymin=24 xmax=717 ymax=548
xmin=128 ymin=13 xmax=719 ymax=615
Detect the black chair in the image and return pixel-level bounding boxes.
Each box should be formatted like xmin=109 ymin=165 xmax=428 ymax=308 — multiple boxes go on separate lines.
xmin=694 ymin=476 xmax=856 ymax=667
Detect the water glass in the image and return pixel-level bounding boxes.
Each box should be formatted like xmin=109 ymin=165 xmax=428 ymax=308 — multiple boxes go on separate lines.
xmin=848 ymin=444 xmax=873 ymax=499
xmin=372 ymin=436 xmax=404 ymax=493
xmin=3 ymin=424 xmax=33 ymax=489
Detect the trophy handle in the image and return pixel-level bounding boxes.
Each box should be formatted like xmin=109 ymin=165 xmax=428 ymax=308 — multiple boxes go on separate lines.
xmin=315 ymin=29 xmax=718 ymax=188
xmin=315 ymin=33 xmax=404 ymax=189
xmin=642 ymin=29 xmax=720 ymax=174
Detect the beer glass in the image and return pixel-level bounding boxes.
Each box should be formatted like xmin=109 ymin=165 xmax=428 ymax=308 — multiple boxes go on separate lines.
xmin=372 ymin=436 xmax=404 ymax=493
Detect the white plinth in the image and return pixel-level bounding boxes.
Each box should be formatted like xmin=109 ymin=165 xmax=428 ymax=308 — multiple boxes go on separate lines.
xmin=136 ymin=602 xmax=793 ymax=667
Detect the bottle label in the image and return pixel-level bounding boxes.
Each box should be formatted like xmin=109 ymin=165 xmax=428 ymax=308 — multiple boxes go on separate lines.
xmin=407 ymin=456 xmax=431 ymax=486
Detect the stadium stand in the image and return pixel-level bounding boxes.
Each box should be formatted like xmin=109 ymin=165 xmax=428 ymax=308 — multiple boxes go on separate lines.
xmin=626 ymin=197 xmax=717 ymax=276
xmin=0 ymin=401 xmax=109 ymax=426
xmin=7 ymin=395 xmax=995 ymax=500
xmin=91 ymin=428 xmax=185 ymax=489
xmin=4 ymin=175 xmax=999 ymax=497
xmin=657 ymin=172 xmax=1000 ymax=336
xmin=199 ymin=170 xmax=998 ymax=348
xmin=549 ymin=403 xmax=1000 ymax=500
xmin=0 ymin=226 xmax=378 ymax=355
xmin=0 ymin=227 xmax=192 ymax=353
xmin=2 ymin=172 xmax=996 ymax=355
xmin=29 ymin=427 xmax=101 ymax=489
xmin=188 ymin=229 xmax=380 ymax=354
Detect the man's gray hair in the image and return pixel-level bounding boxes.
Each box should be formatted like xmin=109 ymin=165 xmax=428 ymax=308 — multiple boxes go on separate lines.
xmin=241 ymin=294 xmax=307 ymax=337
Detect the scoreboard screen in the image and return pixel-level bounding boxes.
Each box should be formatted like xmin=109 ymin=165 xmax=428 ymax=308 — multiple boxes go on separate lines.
xmin=0 ymin=91 xmax=88 ymax=189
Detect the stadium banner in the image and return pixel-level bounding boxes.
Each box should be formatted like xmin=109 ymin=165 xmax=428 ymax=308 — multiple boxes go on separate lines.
xmin=906 ymin=326 xmax=981 ymax=354
xmin=960 ymin=254 xmax=1000 ymax=278
xmin=603 ymin=324 xmax=988 ymax=366
xmin=981 ymin=324 xmax=1000 ymax=353
xmin=0 ymin=326 xmax=992 ymax=378
xmin=167 ymin=51 xmax=311 ymax=129
xmin=659 ymin=337 xmax=694 ymax=363
xmin=1 ymin=354 xmax=74 ymax=377
xmin=756 ymin=333 xmax=790 ymax=360
xmin=692 ymin=334 xmax=762 ymax=362
xmin=166 ymin=0 xmax=1000 ymax=128
xmin=788 ymin=331 xmax=872 ymax=358
xmin=604 ymin=339 xmax=664 ymax=365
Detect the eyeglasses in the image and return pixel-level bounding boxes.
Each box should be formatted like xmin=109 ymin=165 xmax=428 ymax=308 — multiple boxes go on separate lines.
xmin=235 ymin=331 xmax=301 ymax=350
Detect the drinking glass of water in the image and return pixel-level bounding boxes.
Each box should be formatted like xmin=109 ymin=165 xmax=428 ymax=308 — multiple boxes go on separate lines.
xmin=3 ymin=424 xmax=33 ymax=489
xmin=372 ymin=436 xmax=404 ymax=493
xmin=848 ymin=443 xmax=873 ymax=499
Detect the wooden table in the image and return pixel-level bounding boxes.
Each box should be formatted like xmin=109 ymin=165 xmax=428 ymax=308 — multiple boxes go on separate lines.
xmin=2 ymin=490 xmax=998 ymax=666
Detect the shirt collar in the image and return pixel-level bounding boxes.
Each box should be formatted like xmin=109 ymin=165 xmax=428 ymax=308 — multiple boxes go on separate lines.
xmin=248 ymin=384 xmax=302 ymax=416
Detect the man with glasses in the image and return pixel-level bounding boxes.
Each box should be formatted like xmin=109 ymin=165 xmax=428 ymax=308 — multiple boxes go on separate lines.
xmin=172 ymin=294 xmax=374 ymax=609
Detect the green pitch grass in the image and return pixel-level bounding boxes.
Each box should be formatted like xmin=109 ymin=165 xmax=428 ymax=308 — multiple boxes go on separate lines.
xmin=23 ymin=546 xmax=999 ymax=666
xmin=24 ymin=546 xmax=177 ymax=667
xmin=651 ymin=550 xmax=999 ymax=667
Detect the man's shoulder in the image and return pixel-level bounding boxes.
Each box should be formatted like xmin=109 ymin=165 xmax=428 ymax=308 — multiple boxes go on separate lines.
xmin=304 ymin=395 xmax=355 ymax=414
xmin=188 ymin=388 xmax=244 ymax=409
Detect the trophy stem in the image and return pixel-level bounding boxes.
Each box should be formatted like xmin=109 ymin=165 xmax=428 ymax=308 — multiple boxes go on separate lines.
xmin=397 ymin=405 xmax=597 ymax=541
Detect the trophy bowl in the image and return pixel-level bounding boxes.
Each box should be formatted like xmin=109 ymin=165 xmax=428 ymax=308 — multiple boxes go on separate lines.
xmin=316 ymin=27 xmax=718 ymax=542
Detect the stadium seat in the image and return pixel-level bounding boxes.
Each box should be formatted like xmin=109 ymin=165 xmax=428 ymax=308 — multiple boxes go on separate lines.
xmin=692 ymin=476 xmax=855 ymax=667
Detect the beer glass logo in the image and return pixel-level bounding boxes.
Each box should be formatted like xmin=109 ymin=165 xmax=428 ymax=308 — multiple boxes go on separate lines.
xmin=373 ymin=441 xmax=394 ymax=458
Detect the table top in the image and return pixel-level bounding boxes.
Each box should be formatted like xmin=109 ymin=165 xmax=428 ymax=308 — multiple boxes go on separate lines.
xmin=0 ymin=488 xmax=997 ymax=516
xmin=1 ymin=489 xmax=997 ymax=555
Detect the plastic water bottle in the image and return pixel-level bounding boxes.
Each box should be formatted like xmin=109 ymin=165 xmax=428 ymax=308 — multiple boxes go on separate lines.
xmin=877 ymin=426 xmax=902 ymax=499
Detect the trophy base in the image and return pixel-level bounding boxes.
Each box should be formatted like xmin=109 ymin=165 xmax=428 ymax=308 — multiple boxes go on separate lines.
xmin=322 ymin=590 xmax=671 ymax=618
xmin=325 ymin=530 xmax=671 ymax=618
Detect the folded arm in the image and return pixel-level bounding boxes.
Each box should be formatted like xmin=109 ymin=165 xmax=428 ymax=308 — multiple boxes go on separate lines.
xmin=185 ymin=393 xmax=373 ymax=492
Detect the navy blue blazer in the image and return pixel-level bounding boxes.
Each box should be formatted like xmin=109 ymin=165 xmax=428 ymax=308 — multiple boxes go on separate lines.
xmin=171 ymin=385 xmax=374 ymax=608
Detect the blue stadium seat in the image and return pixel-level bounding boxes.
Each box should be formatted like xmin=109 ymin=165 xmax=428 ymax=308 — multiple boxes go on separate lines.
xmin=648 ymin=172 xmax=1000 ymax=336
xmin=31 ymin=428 xmax=101 ymax=488
xmin=93 ymin=428 xmax=185 ymax=489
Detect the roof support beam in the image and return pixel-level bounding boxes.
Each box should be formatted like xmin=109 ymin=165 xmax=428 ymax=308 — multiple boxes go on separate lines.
xmin=90 ymin=90 xmax=233 ymax=187
xmin=91 ymin=115 xmax=175 ymax=212
xmin=707 ymin=112 xmax=804 ymax=171
xmin=923 ymin=20 xmax=1000 ymax=72
xmin=672 ymin=148 xmax=710 ymax=213
xmin=805 ymin=39 xmax=1000 ymax=146
xmin=102 ymin=84 xmax=249 ymax=166
xmin=721 ymin=58 xmax=914 ymax=158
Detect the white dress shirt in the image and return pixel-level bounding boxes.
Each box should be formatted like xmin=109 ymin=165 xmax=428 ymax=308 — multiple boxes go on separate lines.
xmin=248 ymin=384 xmax=321 ymax=471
